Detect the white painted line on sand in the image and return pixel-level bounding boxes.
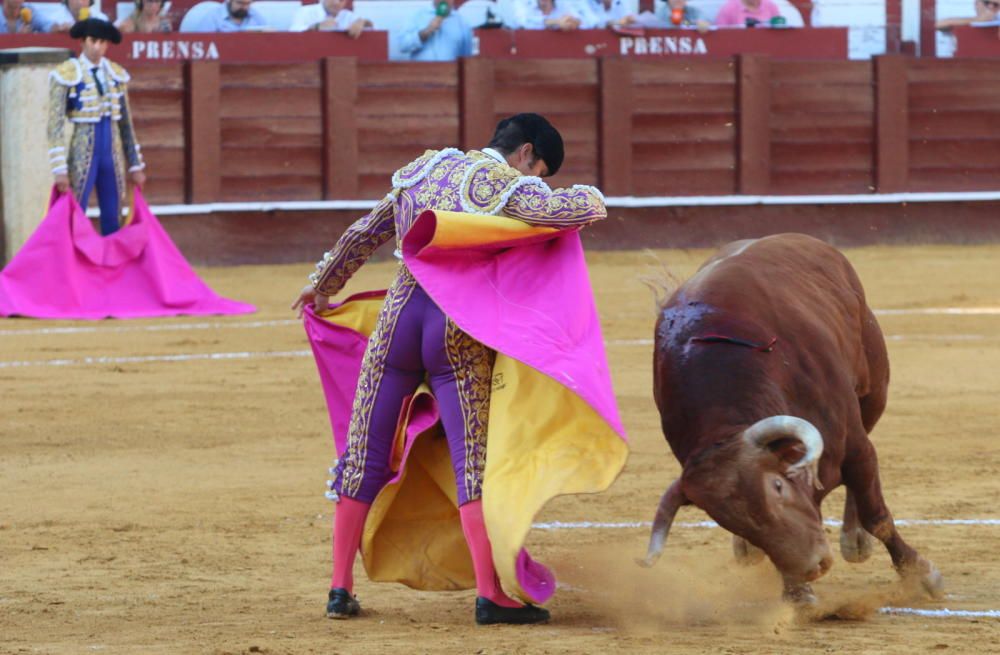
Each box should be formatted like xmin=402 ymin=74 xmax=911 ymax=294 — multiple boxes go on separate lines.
xmin=4 ymin=330 xmax=999 ymax=367
xmin=0 ymin=319 xmax=299 ymax=337
xmin=879 ymin=607 xmax=1000 ymax=618
xmin=606 ymin=334 xmax=996 ymax=347
xmin=1 ymin=307 xmax=996 ymax=338
xmin=531 ymin=518 xmax=1000 ymax=530
xmin=886 ymin=334 xmax=988 ymax=341
xmin=876 ymin=307 xmax=1000 ymax=316
xmin=0 ymin=350 xmax=312 ymax=369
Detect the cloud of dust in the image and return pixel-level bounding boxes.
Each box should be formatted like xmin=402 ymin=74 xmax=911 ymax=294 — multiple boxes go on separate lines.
xmin=557 ymin=543 xmax=795 ymax=634
xmin=803 ymin=576 xmax=922 ymax=622
xmin=555 ymin=542 xmax=933 ymax=631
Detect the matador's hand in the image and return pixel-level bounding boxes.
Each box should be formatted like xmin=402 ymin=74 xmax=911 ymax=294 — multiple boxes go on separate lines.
xmin=54 ymin=174 xmax=70 ymax=194
xmin=130 ymin=170 xmax=147 ymax=187
xmin=292 ymin=284 xmax=330 ymax=318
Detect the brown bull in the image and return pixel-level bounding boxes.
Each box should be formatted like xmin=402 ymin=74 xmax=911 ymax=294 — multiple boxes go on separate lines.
xmin=641 ymin=233 xmax=943 ymax=603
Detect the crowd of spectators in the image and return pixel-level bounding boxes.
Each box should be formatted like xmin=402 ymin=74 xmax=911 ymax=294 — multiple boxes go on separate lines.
xmin=3 ymin=0 xmax=997 ymax=58
xmin=0 ymin=0 xmax=792 ymax=37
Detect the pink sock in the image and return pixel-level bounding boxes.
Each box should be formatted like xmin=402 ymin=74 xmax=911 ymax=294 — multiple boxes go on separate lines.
xmin=330 ymin=496 xmax=370 ymax=593
xmin=459 ymin=500 xmax=521 ymax=608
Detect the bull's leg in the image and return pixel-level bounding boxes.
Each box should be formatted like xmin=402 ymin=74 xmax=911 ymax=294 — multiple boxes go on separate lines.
xmin=843 ymin=439 xmax=944 ymax=599
xmin=732 ymin=535 xmax=766 ymax=566
xmin=637 ymin=478 xmax=688 ymax=568
xmin=840 ymin=488 xmax=875 ymax=563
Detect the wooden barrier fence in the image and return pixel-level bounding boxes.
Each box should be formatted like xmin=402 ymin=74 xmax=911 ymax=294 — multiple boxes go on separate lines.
xmin=127 ymin=55 xmax=1000 ymax=205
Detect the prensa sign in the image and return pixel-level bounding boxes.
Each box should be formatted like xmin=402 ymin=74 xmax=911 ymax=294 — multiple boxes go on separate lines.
xmin=131 ymin=40 xmax=221 ymax=60
xmin=620 ymin=35 xmax=709 ymax=56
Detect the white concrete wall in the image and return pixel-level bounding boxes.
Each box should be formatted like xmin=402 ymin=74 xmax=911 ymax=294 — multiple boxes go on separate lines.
xmin=0 ymin=56 xmax=65 ymax=262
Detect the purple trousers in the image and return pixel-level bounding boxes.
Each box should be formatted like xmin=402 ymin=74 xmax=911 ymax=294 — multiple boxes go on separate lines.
xmin=334 ymin=267 xmax=495 ymax=506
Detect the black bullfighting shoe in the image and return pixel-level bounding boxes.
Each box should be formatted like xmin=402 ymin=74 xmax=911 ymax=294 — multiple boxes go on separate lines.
xmin=475 ymin=597 xmax=550 ymax=625
xmin=326 ymin=587 xmax=361 ymax=619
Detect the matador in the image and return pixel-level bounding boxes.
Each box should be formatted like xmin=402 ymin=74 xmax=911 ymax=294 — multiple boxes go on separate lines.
xmin=294 ymin=113 xmax=608 ymax=625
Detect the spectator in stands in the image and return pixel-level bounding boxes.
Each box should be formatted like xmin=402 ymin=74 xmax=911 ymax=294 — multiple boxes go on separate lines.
xmin=655 ymin=0 xmax=710 ymax=29
xmin=289 ymin=0 xmax=373 ymax=36
xmin=116 ymin=0 xmax=172 ymax=32
xmin=714 ymin=0 xmax=781 ymax=27
xmin=936 ymin=0 xmax=999 ymax=30
xmin=197 ymin=0 xmax=271 ymax=31
xmin=520 ymin=0 xmax=582 ymax=30
xmin=2 ymin=0 xmax=41 ymax=32
xmin=39 ymin=0 xmax=108 ymax=33
xmin=576 ymin=0 xmax=636 ymax=29
xmin=398 ymin=0 xmax=473 ymax=61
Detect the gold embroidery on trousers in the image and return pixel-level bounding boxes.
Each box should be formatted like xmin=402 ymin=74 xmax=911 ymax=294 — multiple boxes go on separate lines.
xmin=340 ymin=268 xmax=418 ymax=497
xmin=443 ymin=319 xmax=495 ymax=502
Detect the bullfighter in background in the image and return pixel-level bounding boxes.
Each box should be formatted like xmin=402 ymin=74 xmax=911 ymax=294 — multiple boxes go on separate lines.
xmin=48 ymin=18 xmax=146 ymax=236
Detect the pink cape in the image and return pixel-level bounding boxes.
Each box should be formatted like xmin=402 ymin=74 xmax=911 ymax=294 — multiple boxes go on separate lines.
xmin=402 ymin=210 xmax=625 ymax=437
xmin=303 ymin=291 xmax=385 ymax=457
xmin=0 ymin=188 xmax=255 ymax=319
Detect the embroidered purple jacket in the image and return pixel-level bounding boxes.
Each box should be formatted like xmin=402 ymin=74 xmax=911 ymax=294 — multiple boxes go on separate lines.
xmin=309 ymin=148 xmax=607 ymax=296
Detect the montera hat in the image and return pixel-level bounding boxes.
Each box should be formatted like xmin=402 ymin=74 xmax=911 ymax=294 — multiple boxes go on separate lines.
xmin=69 ymin=18 xmax=123 ymax=44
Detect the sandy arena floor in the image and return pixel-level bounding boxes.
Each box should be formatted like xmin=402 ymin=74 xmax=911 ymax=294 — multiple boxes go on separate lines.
xmin=1 ymin=244 xmax=998 ymax=654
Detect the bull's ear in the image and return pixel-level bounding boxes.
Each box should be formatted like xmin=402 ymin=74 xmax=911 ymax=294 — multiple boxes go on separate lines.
xmin=764 ymin=437 xmax=807 ymax=470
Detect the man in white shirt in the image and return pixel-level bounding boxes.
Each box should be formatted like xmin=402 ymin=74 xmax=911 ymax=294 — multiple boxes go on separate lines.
xmin=289 ymin=0 xmax=371 ymax=35
xmin=517 ymin=0 xmax=582 ymax=29
xmin=568 ymin=0 xmax=633 ymax=28
xmin=38 ymin=0 xmax=108 ymax=33
xmin=193 ymin=0 xmax=271 ymax=31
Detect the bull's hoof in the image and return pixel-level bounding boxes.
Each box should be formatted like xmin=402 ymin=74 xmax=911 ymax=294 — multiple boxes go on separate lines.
xmin=910 ymin=557 xmax=945 ymax=600
xmin=782 ymin=583 xmax=818 ymax=606
xmin=921 ymin=566 xmax=945 ymax=600
xmin=839 ymin=527 xmax=874 ymax=563
xmin=898 ymin=556 xmax=945 ymax=600
xmin=732 ymin=535 xmax=766 ymax=566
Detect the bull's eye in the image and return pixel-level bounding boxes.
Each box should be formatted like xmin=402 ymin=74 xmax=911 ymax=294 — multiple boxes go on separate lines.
xmin=773 ymin=479 xmax=783 ymax=492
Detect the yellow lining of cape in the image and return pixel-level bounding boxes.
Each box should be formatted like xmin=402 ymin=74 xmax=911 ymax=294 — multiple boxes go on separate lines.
xmin=415 ymin=210 xmax=559 ymax=249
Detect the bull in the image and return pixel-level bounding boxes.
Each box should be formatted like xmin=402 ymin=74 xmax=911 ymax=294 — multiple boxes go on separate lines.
xmin=640 ymin=233 xmax=943 ymax=603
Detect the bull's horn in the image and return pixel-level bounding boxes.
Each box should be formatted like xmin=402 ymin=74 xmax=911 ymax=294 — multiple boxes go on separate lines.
xmin=742 ymin=416 xmax=824 ymax=486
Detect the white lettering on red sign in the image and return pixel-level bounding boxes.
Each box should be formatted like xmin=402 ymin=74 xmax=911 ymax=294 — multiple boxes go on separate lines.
xmin=130 ymin=40 xmax=221 ymax=60
xmin=619 ymin=36 xmax=708 ymax=56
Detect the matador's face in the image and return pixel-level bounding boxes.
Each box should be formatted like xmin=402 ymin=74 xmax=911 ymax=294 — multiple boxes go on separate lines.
xmin=81 ymin=36 xmax=109 ymax=62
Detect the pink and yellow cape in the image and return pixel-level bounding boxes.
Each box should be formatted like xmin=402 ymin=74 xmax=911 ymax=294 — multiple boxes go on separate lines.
xmin=304 ymin=210 xmax=628 ymax=603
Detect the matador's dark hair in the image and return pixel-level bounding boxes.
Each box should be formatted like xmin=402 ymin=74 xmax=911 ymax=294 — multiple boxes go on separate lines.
xmin=487 ymin=113 xmax=564 ymax=177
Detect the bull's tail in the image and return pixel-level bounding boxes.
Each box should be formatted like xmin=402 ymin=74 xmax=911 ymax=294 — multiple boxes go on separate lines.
xmin=637 ymin=478 xmax=688 ymax=568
